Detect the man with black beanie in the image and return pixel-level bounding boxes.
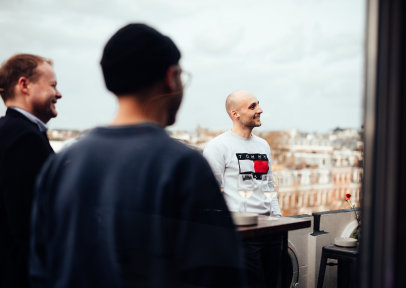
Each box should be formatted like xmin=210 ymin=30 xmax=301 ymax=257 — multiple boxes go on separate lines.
xmin=29 ymin=24 xmax=247 ymax=288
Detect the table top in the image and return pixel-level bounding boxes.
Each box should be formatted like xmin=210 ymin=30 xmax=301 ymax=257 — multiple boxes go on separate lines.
xmin=237 ymin=216 xmax=311 ymax=238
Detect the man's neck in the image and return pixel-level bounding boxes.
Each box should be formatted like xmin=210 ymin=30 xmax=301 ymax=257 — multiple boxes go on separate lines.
xmin=111 ymin=94 xmax=167 ymax=127
xmin=6 ymin=99 xmax=32 ymax=114
xmin=231 ymin=124 xmax=253 ymax=139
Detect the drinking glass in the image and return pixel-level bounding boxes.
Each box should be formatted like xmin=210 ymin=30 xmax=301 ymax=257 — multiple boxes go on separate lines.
xmin=237 ymin=174 xmax=254 ymax=212
xmin=214 ymin=173 xmax=224 ymax=193
xmin=261 ymin=174 xmax=279 ymax=220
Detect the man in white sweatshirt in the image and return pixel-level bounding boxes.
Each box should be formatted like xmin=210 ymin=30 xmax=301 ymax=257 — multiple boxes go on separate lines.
xmin=203 ymin=90 xmax=282 ymax=288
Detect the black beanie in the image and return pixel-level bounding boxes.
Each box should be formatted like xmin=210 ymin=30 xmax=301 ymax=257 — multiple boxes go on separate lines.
xmin=100 ymin=23 xmax=181 ymax=95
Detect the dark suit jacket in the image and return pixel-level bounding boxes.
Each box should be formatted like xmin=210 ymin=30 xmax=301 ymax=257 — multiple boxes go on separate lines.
xmin=0 ymin=108 xmax=54 ymax=288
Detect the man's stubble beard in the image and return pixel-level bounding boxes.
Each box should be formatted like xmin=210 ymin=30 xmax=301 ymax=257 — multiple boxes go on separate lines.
xmin=240 ymin=116 xmax=261 ymax=129
xmin=32 ymin=99 xmax=57 ymax=123
xmin=165 ymin=91 xmax=183 ymax=126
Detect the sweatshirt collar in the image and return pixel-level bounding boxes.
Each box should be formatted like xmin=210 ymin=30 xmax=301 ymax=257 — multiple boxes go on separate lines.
xmin=228 ymin=129 xmax=254 ymax=140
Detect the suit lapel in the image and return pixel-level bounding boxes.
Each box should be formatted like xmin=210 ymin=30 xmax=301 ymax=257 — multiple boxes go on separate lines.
xmin=41 ymin=131 xmax=55 ymax=154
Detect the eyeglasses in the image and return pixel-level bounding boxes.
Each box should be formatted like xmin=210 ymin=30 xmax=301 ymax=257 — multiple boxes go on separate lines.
xmin=174 ymin=68 xmax=192 ymax=88
xmin=141 ymin=68 xmax=192 ymax=105
xmin=181 ymin=71 xmax=192 ymax=88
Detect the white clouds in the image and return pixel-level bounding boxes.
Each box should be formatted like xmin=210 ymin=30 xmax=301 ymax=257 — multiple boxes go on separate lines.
xmin=195 ymin=22 xmax=243 ymax=54
xmin=0 ymin=0 xmax=366 ymax=132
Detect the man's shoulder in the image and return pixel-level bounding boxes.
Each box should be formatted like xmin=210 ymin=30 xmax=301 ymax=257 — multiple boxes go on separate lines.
xmin=0 ymin=113 xmax=39 ymax=135
xmin=205 ymin=131 xmax=232 ymax=148
xmin=252 ymin=134 xmax=270 ymax=148
xmin=154 ymin=134 xmax=205 ymax=162
xmin=0 ymin=115 xmax=43 ymax=150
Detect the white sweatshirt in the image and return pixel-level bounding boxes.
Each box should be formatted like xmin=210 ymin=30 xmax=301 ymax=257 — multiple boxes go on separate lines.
xmin=203 ymin=130 xmax=282 ymax=216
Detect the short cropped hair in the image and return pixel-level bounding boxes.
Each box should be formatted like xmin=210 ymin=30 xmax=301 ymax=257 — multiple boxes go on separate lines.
xmin=0 ymin=54 xmax=53 ymax=102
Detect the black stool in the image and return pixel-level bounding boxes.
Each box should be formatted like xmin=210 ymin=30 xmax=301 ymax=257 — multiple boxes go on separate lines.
xmin=317 ymin=244 xmax=358 ymax=288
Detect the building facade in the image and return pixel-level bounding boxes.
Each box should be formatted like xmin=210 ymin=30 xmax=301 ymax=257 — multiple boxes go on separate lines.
xmin=267 ymin=128 xmax=363 ymax=216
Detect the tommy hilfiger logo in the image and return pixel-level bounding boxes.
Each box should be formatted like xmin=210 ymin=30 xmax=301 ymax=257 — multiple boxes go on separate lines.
xmin=236 ymin=153 xmax=269 ymax=180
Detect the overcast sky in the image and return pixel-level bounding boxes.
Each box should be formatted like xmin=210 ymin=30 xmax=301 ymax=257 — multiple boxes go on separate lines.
xmin=0 ymin=0 xmax=366 ymax=132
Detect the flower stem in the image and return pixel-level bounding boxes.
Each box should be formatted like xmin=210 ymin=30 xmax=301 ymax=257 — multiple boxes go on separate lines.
xmin=347 ymin=199 xmax=360 ymax=224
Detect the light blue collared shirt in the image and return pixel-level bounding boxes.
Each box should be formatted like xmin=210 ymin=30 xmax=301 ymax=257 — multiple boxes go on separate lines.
xmin=10 ymin=107 xmax=48 ymax=133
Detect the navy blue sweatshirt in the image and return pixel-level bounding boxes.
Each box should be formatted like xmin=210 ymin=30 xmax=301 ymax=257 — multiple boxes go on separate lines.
xmin=30 ymin=123 xmax=247 ymax=288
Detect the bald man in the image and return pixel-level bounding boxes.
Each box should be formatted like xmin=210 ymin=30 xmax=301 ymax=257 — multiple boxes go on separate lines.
xmin=203 ymin=90 xmax=282 ymax=288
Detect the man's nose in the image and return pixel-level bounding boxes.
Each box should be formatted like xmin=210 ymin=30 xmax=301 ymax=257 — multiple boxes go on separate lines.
xmin=257 ymin=106 xmax=263 ymax=114
xmin=56 ymin=90 xmax=62 ymax=99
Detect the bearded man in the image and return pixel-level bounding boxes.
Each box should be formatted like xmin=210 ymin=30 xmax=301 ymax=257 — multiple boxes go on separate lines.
xmin=203 ymin=90 xmax=282 ymax=288
xmin=0 ymin=54 xmax=61 ymax=287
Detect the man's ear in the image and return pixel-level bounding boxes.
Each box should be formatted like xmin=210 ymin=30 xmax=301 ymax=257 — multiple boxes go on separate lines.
xmin=164 ymin=66 xmax=178 ymax=93
xmin=17 ymin=77 xmax=29 ymax=96
xmin=231 ymin=109 xmax=239 ymax=120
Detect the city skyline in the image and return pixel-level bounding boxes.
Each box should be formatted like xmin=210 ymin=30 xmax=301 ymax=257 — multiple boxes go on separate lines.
xmin=48 ymin=125 xmax=363 ymax=217
xmin=0 ymin=0 xmax=366 ymax=132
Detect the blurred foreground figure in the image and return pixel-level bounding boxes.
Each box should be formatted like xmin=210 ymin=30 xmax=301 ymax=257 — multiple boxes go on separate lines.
xmin=203 ymin=90 xmax=282 ymax=288
xmin=30 ymin=24 xmax=247 ymax=288
xmin=0 ymin=54 xmax=61 ymax=287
